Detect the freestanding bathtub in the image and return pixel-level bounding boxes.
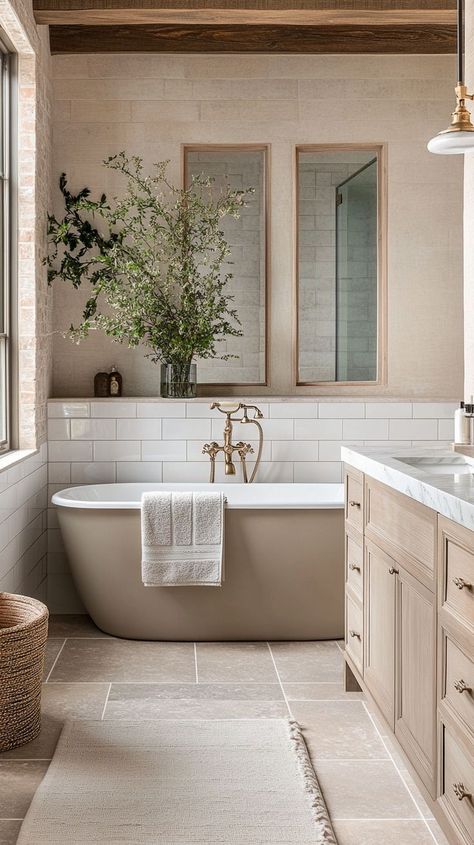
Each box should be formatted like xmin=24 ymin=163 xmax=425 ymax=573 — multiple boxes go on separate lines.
xmin=52 ymin=482 xmax=344 ymax=641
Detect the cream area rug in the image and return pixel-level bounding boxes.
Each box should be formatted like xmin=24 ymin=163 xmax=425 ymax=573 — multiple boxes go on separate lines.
xmin=17 ymin=719 xmax=337 ymax=844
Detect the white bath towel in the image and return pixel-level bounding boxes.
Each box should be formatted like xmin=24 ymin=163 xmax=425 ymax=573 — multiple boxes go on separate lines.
xmin=141 ymin=491 xmax=225 ymax=586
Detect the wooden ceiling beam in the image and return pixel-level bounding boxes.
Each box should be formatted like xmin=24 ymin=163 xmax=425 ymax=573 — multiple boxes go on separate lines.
xmin=35 ymin=8 xmax=456 ymax=26
xmin=48 ymin=22 xmax=456 ymax=54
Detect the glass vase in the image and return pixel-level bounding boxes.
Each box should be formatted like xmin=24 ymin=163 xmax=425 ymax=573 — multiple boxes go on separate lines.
xmin=160 ymin=362 xmax=197 ymax=399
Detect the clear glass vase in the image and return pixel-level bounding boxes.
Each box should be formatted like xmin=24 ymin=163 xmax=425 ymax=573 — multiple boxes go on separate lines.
xmin=160 ymin=362 xmax=197 ymax=399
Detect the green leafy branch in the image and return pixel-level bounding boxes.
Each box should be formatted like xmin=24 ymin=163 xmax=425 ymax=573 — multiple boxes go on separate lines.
xmin=47 ymin=152 xmax=254 ymax=374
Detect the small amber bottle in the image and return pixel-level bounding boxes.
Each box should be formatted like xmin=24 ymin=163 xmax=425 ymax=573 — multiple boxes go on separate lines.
xmin=108 ymin=366 xmax=123 ymax=397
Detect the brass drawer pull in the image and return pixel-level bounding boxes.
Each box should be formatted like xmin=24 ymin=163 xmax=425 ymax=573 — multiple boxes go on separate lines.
xmin=349 ymin=563 xmax=361 ymax=572
xmin=453 ymin=782 xmax=471 ymax=801
xmin=349 ymin=630 xmax=361 ymax=639
xmin=348 ymin=500 xmax=361 ymax=509
xmin=389 ymin=566 xmax=399 ymax=575
xmin=454 ymin=679 xmax=472 ymax=694
xmin=452 ymin=577 xmax=472 ymax=590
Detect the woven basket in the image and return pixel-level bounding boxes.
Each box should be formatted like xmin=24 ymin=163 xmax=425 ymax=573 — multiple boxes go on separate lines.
xmin=0 ymin=593 xmax=49 ymax=753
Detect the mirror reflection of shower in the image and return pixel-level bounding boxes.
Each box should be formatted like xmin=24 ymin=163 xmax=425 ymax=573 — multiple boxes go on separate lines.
xmin=297 ymin=148 xmax=380 ymax=384
xmin=335 ymin=158 xmax=377 ymax=382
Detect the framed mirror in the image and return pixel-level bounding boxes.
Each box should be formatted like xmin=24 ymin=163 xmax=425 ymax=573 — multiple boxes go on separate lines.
xmin=184 ymin=145 xmax=269 ymax=387
xmin=296 ymin=145 xmax=386 ymax=386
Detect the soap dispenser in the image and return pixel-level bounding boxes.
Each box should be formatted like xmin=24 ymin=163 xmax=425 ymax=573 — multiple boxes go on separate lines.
xmin=455 ymin=401 xmax=470 ymax=444
xmin=108 ymin=366 xmax=123 ymax=397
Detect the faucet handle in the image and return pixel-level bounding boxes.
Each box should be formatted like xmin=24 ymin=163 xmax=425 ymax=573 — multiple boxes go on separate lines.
xmin=236 ymin=442 xmax=254 ymax=457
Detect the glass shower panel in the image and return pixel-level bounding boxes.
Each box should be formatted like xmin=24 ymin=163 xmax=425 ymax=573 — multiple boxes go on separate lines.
xmin=335 ymin=159 xmax=377 ymax=382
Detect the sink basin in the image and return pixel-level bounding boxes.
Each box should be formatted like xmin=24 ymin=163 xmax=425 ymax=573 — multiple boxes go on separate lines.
xmin=395 ymin=455 xmax=474 ymax=476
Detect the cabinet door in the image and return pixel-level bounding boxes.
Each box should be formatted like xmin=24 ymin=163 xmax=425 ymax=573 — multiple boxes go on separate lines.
xmin=364 ymin=540 xmax=397 ymax=727
xmin=395 ymin=565 xmax=436 ymax=797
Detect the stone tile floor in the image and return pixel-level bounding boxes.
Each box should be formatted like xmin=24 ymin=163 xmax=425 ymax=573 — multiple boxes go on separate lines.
xmin=0 ymin=615 xmax=450 ymax=845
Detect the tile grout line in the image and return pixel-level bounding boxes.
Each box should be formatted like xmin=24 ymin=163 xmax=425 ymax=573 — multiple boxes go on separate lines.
xmin=266 ymin=642 xmax=293 ymax=718
xmin=362 ymin=702 xmax=439 ymax=844
xmin=101 ymin=683 xmax=112 ymax=720
xmin=193 ymin=643 xmax=199 ymax=684
xmin=44 ymin=638 xmax=67 ymax=683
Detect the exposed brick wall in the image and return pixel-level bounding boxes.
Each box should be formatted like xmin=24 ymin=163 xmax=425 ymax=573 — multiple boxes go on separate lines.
xmin=0 ymin=0 xmax=52 ymax=448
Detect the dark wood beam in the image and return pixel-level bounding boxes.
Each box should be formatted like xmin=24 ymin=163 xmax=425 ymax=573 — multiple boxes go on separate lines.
xmin=49 ymin=22 xmax=456 ymax=53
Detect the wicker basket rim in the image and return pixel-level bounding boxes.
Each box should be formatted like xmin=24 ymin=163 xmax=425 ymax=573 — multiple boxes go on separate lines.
xmin=0 ymin=592 xmax=49 ymax=636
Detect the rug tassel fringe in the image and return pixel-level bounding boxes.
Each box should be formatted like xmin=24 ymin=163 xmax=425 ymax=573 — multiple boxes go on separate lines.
xmin=287 ymin=719 xmax=338 ymax=844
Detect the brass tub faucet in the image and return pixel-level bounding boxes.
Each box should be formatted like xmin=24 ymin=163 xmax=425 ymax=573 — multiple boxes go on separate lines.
xmin=203 ymin=402 xmax=264 ymax=483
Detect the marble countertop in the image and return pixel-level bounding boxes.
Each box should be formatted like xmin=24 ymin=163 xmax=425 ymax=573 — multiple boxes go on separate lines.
xmin=341 ymin=445 xmax=474 ymax=531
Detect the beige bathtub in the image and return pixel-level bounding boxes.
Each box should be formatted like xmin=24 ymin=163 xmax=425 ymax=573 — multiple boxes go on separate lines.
xmin=52 ymin=482 xmax=344 ymax=641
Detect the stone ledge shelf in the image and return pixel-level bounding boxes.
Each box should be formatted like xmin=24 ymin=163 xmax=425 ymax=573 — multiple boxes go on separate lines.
xmin=341 ymin=445 xmax=474 ymax=532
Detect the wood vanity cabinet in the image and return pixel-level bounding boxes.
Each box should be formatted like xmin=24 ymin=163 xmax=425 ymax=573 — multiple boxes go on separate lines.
xmin=344 ymin=467 xmax=473 ymax=845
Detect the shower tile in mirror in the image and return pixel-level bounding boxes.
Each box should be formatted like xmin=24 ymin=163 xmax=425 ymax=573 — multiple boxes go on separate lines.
xmin=296 ymin=146 xmax=384 ymax=385
xmin=184 ymin=146 xmax=268 ymax=386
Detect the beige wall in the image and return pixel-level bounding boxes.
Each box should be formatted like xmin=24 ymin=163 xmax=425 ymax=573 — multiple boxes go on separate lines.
xmin=51 ymin=53 xmax=463 ymax=399
xmin=465 ymin=2 xmax=474 ymax=399
xmin=0 ymin=0 xmax=52 ymax=446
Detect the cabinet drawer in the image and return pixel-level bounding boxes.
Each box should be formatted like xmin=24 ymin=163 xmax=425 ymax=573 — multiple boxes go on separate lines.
xmin=346 ymin=592 xmax=363 ymax=675
xmin=440 ymin=517 xmax=474 ymax=634
xmin=346 ymin=534 xmax=363 ymax=602
xmin=345 ymin=469 xmax=363 ymax=534
xmin=441 ymin=724 xmax=474 ymax=843
xmin=444 ymin=634 xmax=474 ymax=733
xmin=366 ymin=478 xmax=436 ymax=581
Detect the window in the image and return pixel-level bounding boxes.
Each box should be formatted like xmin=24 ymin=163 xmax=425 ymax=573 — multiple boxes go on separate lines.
xmin=296 ymin=145 xmax=386 ymax=386
xmin=0 ymin=37 xmax=13 ymax=452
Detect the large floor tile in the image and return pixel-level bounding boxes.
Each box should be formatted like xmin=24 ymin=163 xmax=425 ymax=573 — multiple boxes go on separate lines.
xmin=49 ymin=639 xmax=196 ymax=683
xmin=105 ymin=697 xmax=288 ymax=720
xmin=314 ymin=760 xmax=420 ymax=820
xmin=332 ymin=819 xmax=437 ymax=844
xmin=270 ymin=641 xmax=342 ymax=682
xmin=1 ymin=683 xmax=109 ymax=760
xmin=105 ymin=682 xmax=286 ymax=719
xmin=47 ymin=613 xmax=110 ymax=639
xmin=284 ymin=682 xmax=363 ymax=701
xmin=0 ymin=762 xmax=48 ymax=819
xmin=0 ymin=820 xmax=22 ymax=845
xmin=42 ymin=639 xmax=65 ymax=681
xmin=291 ymin=700 xmax=388 ymax=760
xmin=195 ymin=643 xmax=278 ymax=683
xmin=109 ymin=682 xmax=284 ymax=701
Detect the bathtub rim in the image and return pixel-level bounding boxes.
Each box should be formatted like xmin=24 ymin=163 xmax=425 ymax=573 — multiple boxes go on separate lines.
xmin=51 ymin=481 xmax=344 ymax=510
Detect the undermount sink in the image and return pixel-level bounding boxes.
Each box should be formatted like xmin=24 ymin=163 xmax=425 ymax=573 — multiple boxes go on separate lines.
xmin=395 ymin=455 xmax=474 ymax=476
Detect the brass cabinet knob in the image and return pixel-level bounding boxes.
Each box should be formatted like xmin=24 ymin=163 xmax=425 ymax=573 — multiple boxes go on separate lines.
xmin=454 ymin=679 xmax=471 ymax=694
xmin=349 ymin=563 xmax=361 ymax=572
xmin=453 ymin=782 xmax=471 ymax=801
xmin=349 ymin=630 xmax=361 ymax=639
xmin=348 ymin=500 xmax=361 ymax=508
xmin=389 ymin=566 xmax=399 ymax=575
xmin=452 ymin=577 xmax=472 ymax=590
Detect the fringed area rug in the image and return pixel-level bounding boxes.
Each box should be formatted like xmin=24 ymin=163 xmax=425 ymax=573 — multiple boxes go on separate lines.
xmin=17 ymin=718 xmax=337 ymax=844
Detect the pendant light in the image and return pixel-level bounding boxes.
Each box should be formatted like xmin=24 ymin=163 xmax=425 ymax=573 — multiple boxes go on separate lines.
xmin=427 ymin=0 xmax=474 ymax=154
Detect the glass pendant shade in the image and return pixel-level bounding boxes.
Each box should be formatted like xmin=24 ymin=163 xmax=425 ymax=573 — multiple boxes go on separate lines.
xmin=427 ymin=0 xmax=474 ymax=155
xmin=427 ymin=129 xmax=474 ymax=154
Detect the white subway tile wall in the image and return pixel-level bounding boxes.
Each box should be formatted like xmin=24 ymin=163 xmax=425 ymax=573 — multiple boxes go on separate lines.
xmin=46 ymin=398 xmax=456 ymax=611
xmin=0 ymin=444 xmax=48 ymax=602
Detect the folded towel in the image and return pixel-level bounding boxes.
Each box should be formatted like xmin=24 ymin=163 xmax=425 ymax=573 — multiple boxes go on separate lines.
xmin=141 ymin=491 xmax=225 ymax=587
